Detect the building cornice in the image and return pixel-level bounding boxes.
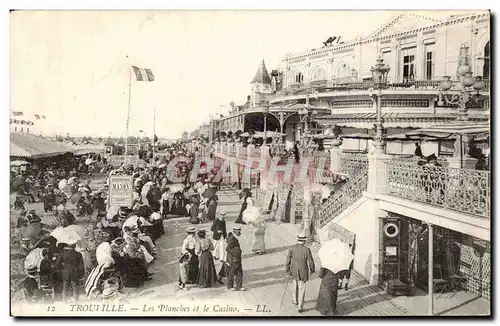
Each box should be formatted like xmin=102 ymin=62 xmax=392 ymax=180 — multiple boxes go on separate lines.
xmin=283 ymin=12 xmax=489 ymax=62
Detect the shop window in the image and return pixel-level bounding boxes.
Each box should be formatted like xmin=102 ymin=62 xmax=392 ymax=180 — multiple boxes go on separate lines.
xmin=312 ymin=67 xmax=326 ymax=81
xmin=424 ymin=43 xmax=435 ymax=81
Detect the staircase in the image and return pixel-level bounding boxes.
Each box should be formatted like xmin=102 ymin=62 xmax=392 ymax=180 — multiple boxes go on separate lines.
xmin=316 ymin=155 xmax=369 ymax=229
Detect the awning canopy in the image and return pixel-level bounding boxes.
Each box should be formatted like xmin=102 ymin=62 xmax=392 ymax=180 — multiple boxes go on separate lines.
xmin=405 ymin=122 xmax=490 ymax=140
xmin=10 ymin=132 xmax=74 ymax=159
xmin=342 ymin=132 xmax=373 ymax=139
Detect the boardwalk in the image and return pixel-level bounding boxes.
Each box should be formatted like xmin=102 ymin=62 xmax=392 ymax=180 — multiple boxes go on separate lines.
xmin=125 ymin=188 xmax=412 ymax=316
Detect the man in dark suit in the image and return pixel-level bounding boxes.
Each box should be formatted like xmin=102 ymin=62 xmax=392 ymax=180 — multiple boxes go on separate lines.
xmin=226 ymin=227 xmax=245 ymax=291
xmin=285 ymin=233 xmax=315 ymax=313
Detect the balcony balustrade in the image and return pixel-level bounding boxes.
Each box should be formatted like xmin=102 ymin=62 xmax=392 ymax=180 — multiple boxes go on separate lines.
xmin=386 ymin=160 xmax=490 ymax=218
xmin=338 ymin=152 xmax=369 ymax=176
xmin=274 ymin=77 xmax=490 ymax=100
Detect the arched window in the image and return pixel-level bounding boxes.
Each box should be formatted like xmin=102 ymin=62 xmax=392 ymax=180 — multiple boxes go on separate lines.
xmin=483 ymin=41 xmax=490 ymax=79
xmin=295 ymin=72 xmax=304 ymax=84
xmin=312 ymin=67 xmax=326 ymax=81
xmin=336 ymin=63 xmax=351 ymax=78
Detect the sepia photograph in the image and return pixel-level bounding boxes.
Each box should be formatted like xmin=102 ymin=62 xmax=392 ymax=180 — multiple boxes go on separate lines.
xmin=8 ymin=9 xmax=491 ymax=317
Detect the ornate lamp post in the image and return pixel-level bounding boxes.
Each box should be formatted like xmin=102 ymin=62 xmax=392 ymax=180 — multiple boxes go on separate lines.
xmin=263 ymin=101 xmax=270 ymax=145
xmin=369 ymin=57 xmax=390 ymax=152
xmin=298 ymin=95 xmax=318 ymax=149
xmin=438 ymin=44 xmax=485 ymax=121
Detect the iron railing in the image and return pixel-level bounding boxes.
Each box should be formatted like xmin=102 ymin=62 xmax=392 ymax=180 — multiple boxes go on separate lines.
xmin=338 ymin=153 xmax=369 ymax=176
xmin=317 ymin=166 xmax=368 ymax=229
xmin=386 ymin=161 xmax=490 ymax=218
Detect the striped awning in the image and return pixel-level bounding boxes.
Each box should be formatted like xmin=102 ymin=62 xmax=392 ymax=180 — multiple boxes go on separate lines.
xmin=406 ymin=122 xmax=490 ymax=139
xmin=316 ymin=112 xmax=489 ymax=121
xmin=10 ymin=132 xmax=74 ymax=159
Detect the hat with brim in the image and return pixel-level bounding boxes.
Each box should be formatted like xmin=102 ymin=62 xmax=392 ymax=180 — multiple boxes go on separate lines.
xmin=186 ymin=226 xmax=196 ymax=234
xmin=232 ymin=227 xmax=241 ymax=232
xmin=197 ymin=230 xmax=206 ymax=236
xmin=297 ymin=234 xmax=307 ymax=242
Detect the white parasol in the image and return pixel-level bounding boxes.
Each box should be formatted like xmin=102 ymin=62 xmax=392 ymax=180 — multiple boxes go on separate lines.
xmin=11 ymin=160 xmax=29 ymax=167
xmin=168 ymin=183 xmax=185 ymax=194
xmin=67 ymin=177 xmax=78 ymax=185
xmin=58 ymin=179 xmax=68 ymax=190
xmin=242 ymin=204 xmax=263 ymax=224
xmin=106 ymin=205 xmax=121 ymax=219
xmin=50 ymin=226 xmax=83 ymax=246
xmin=122 ymin=215 xmax=140 ymax=232
xmin=318 ymin=239 xmax=354 ymax=274
xmin=85 ymin=158 xmax=93 ymax=165
xmin=311 ymin=183 xmax=332 ymax=201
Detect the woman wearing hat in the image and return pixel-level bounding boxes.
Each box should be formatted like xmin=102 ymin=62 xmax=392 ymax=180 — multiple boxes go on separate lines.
xmin=180 ymin=227 xmax=200 ymax=286
xmin=196 ymin=230 xmax=217 ymax=288
xmin=212 ymin=210 xmax=228 ymax=249
xmin=189 ymin=194 xmax=200 ymax=224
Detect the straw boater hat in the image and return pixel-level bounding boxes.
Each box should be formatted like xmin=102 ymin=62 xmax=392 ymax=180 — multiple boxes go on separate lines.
xmin=186 ymin=226 xmax=196 ymax=234
xmin=232 ymin=226 xmax=241 ymax=233
xmin=297 ymin=232 xmax=307 ymax=243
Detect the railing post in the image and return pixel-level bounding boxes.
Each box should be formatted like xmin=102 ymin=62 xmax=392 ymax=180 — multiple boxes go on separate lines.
xmin=247 ymin=144 xmax=255 ymax=159
xmin=367 ymin=151 xmax=391 ymax=195
xmin=329 ymin=139 xmax=343 ymax=173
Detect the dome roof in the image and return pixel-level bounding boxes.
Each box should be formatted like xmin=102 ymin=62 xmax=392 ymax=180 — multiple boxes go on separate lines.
xmin=251 ymin=59 xmax=272 ymax=85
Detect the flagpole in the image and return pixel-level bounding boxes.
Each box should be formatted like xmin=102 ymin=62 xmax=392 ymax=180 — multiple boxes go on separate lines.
xmin=152 ymin=108 xmax=156 ymax=166
xmin=125 ymin=58 xmax=132 ymax=168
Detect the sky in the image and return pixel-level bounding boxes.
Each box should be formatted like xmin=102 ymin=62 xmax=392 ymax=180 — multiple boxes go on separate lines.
xmin=10 ymin=10 xmax=461 ymax=139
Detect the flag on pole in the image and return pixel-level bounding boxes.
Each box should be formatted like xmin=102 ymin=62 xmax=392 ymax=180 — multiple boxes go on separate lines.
xmin=12 ymin=111 xmax=23 ymax=116
xmin=132 ymin=66 xmax=154 ymax=82
xmin=34 ymin=114 xmax=40 ymax=119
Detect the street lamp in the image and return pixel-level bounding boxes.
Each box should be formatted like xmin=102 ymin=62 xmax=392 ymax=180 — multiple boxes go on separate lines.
xmin=263 ymin=101 xmax=270 ymax=145
xmin=370 ymin=56 xmax=390 ymax=152
xmin=298 ymin=95 xmax=318 ymax=148
xmin=438 ymin=44 xmax=485 ymax=121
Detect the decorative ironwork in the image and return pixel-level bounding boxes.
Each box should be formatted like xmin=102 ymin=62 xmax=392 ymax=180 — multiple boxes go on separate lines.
xmin=381 ymin=99 xmax=430 ymax=107
xmin=386 ymin=161 xmax=490 ymax=218
xmin=330 ymin=100 xmax=373 ymax=108
xmin=317 ymin=168 xmax=368 ymax=228
xmin=338 ymin=153 xmax=368 ymax=176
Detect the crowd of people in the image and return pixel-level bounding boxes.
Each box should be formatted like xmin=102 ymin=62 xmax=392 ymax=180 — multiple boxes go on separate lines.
xmin=14 ymin=142 xmax=353 ymax=316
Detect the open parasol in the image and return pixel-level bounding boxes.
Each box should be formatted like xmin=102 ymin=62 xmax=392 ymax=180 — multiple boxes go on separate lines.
xmin=50 ymin=226 xmax=83 ymax=246
xmin=242 ymin=205 xmax=263 ymax=224
xmin=168 ymin=183 xmax=185 ymax=194
xmin=85 ymin=158 xmax=93 ymax=165
xmin=11 ymin=160 xmax=29 ymax=167
xmin=106 ymin=205 xmax=121 ymax=220
xmin=58 ymin=179 xmax=68 ymax=190
xmin=318 ymin=238 xmax=354 ymax=274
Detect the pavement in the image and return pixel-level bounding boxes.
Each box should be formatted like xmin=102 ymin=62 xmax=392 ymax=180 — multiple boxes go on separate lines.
xmin=123 ymin=187 xmax=413 ymax=317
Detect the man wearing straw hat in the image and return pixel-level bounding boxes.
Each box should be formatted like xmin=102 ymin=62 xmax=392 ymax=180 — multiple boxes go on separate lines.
xmin=285 ymin=232 xmax=315 ymax=313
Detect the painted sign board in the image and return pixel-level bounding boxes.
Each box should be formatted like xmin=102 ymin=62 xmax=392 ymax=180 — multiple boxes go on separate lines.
xmin=108 ymin=175 xmax=133 ymax=208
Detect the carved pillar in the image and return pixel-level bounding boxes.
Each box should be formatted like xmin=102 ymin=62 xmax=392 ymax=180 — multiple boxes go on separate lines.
xmin=367 ymin=151 xmax=391 ymax=195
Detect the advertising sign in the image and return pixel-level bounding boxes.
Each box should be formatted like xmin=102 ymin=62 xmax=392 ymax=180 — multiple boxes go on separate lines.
xmin=108 ymin=175 xmax=133 ymax=208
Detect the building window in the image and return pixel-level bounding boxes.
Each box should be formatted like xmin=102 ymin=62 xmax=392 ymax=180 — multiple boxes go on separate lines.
xmin=483 ymin=41 xmax=490 ymax=79
xmin=403 ymin=55 xmax=415 ymax=81
xmin=425 ymin=51 xmax=434 ymax=80
xmin=312 ymin=68 xmax=326 ymax=81
xmin=401 ymin=47 xmax=416 ymax=82
xmin=295 ymin=72 xmax=303 ymax=83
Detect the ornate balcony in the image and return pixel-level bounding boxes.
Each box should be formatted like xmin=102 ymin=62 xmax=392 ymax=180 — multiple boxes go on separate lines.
xmin=386 ymin=160 xmax=490 ymax=218
xmin=273 ymin=77 xmax=490 ymax=102
xmin=338 ymin=152 xmax=369 ymax=176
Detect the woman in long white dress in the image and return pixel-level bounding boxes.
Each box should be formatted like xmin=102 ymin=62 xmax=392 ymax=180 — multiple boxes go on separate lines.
xmin=242 ymin=196 xmax=266 ymax=254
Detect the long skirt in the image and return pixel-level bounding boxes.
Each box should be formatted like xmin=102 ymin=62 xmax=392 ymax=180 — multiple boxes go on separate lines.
xmin=234 ymin=202 xmax=247 ymax=224
xmin=161 ymin=199 xmax=169 ymax=218
xmin=186 ymin=249 xmax=199 ymax=284
xmin=197 ymin=250 xmax=217 ymax=288
xmin=213 ymin=237 xmax=226 ymax=261
xmin=252 ymin=224 xmax=265 ymax=253
xmin=190 ymin=205 xmax=200 ymax=224
xmin=207 ymin=200 xmax=217 ymax=221
xmin=316 ymin=269 xmax=339 ymax=316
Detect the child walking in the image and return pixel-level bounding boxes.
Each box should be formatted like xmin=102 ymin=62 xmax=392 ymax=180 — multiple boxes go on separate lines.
xmin=177 ymin=252 xmax=190 ymax=290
